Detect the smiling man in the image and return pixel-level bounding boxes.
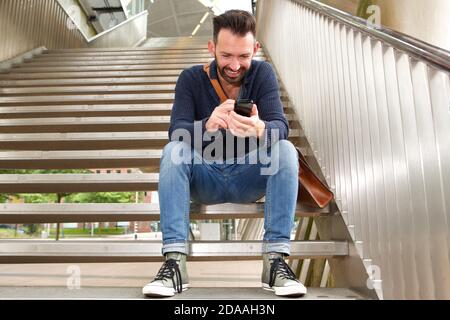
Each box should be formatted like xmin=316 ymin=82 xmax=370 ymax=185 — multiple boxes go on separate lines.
xmin=142 ymin=10 xmax=306 ymax=298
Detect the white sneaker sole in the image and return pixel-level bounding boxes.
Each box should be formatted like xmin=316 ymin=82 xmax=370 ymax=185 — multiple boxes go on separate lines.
xmin=262 ymin=283 xmax=307 ymax=297
xmin=143 ymin=283 xmax=190 ymax=297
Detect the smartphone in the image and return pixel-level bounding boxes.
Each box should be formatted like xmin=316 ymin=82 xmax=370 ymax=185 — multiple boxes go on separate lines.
xmin=234 ymin=99 xmax=253 ymax=117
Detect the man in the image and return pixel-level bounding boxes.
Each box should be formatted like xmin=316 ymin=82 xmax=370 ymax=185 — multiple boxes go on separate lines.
xmin=142 ymin=10 xmax=306 ymax=298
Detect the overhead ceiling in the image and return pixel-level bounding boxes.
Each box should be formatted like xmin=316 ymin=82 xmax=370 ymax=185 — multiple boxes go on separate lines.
xmin=77 ymin=0 xmax=256 ymax=38
xmin=78 ymin=0 xmax=127 ymax=33
xmin=145 ymin=0 xmax=256 ymax=38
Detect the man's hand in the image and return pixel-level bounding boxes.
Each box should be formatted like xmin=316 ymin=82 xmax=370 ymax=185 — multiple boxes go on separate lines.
xmin=228 ymin=104 xmax=266 ymax=138
xmin=205 ymin=99 xmax=235 ymax=132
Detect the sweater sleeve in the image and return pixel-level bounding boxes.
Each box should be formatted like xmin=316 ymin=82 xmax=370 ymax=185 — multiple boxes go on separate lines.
xmin=255 ymin=62 xmax=289 ymax=147
xmin=168 ymin=69 xmax=209 ymax=149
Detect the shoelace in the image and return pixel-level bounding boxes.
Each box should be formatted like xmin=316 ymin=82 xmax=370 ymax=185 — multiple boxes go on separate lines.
xmin=153 ymin=259 xmax=183 ymax=293
xmin=269 ymin=257 xmax=298 ymax=287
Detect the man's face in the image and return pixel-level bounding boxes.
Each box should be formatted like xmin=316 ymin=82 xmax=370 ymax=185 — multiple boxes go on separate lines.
xmin=208 ymin=29 xmax=260 ymax=85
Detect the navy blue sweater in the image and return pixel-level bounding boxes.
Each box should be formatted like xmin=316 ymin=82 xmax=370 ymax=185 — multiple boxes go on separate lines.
xmin=168 ymin=59 xmax=289 ymax=159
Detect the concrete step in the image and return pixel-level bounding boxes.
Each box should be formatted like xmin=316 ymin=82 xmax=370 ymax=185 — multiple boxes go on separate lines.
xmin=0 ymin=286 xmax=365 ymax=300
xmin=0 ymin=149 xmax=162 ymax=169
xmin=0 ymin=240 xmax=348 ymax=263
xmin=0 ymin=202 xmax=330 ymax=224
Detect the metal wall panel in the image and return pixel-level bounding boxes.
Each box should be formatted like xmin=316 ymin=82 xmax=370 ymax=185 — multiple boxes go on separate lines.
xmin=0 ymin=0 xmax=148 ymax=63
xmin=0 ymin=0 xmax=86 ymax=62
xmin=257 ymin=0 xmax=450 ymax=299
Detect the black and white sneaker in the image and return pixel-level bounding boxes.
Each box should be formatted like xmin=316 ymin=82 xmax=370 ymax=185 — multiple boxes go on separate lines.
xmin=142 ymin=252 xmax=190 ymax=297
xmin=261 ymin=252 xmax=307 ymax=297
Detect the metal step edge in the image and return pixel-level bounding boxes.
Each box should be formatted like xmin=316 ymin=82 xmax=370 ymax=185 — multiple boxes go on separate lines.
xmin=0 ymin=95 xmax=289 ymax=106
xmin=0 ymin=130 xmax=302 ymax=150
xmin=0 ymin=77 xmax=180 ymax=87
xmin=0 ymin=287 xmax=366 ymax=300
xmin=0 ymin=84 xmax=177 ymax=95
xmin=0 ymin=70 xmax=183 ymax=80
xmin=13 ymin=57 xmax=267 ymax=71
xmin=22 ymin=57 xmax=267 ymax=67
xmin=0 ymin=114 xmax=295 ymax=126
xmin=0 ymin=105 xmax=294 ymax=118
xmin=0 ymin=149 xmax=163 ymax=169
xmin=0 ymin=240 xmax=349 ymax=263
xmin=0 ymin=202 xmax=330 ymax=223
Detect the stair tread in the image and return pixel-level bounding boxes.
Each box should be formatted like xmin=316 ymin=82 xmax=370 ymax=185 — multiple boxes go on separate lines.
xmin=0 ymin=93 xmax=175 ymax=104
xmin=15 ymin=57 xmax=266 ymax=71
xmin=0 ymin=240 xmax=348 ymax=262
xmin=0 ymin=77 xmax=180 ymax=87
xmin=0 ymin=286 xmax=365 ymax=300
xmin=23 ymin=57 xmax=266 ymax=66
xmin=0 ymin=149 xmax=162 ymax=169
xmin=0 ymin=202 xmax=330 ymax=222
xmin=1 ymin=84 xmax=177 ymax=95
xmin=0 ymin=70 xmax=183 ymax=80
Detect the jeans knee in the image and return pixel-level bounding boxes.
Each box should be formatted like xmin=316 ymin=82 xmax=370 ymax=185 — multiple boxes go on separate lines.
xmin=272 ymin=140 xmax=298 ymax=170
xmin=161 ymin=141 xmax=192 ymax=169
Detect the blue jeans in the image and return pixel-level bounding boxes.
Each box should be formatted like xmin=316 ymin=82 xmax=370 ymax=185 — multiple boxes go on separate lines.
xmin=158 ymin=139 xmax=299 ymax=256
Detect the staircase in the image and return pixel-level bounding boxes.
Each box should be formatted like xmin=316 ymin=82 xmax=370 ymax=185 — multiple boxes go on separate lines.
xmin=0 ymin=37 xmax=372 ymax=299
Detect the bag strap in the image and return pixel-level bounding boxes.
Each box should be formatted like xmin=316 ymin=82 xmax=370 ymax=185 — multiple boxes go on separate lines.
xmin=203 ymin=62 xmax=228 ymax=103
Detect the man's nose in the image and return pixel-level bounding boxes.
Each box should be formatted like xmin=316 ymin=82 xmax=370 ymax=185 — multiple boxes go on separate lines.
xmin=229 ymin=59 xmax=241 ymax=71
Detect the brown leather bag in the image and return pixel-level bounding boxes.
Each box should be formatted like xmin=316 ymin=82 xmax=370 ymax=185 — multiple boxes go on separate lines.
xmin=203 ymin=63 xmax=333 ymax=208
xmin=296 ymin=147 xmax=334 ymax=208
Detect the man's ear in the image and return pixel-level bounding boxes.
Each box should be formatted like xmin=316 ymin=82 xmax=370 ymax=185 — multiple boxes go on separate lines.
xmin=253 ymin=41 xmax=260 ymax=55
xmin=208 ymin=40 xmax=216 ymax=57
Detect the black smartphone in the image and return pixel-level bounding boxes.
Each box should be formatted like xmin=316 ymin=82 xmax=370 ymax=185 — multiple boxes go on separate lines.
xmin=234 ymin=99 xmax=253 ymax=117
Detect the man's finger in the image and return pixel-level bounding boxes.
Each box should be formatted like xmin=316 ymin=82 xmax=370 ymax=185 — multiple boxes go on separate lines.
xmin=230 ymin=111 xmax=256 ymax=126
xmin=250 ymin=105 xmax=258 ymax=116
xmin=216 ymin=118 xmax=228 ymax=129
xmin=229 ymin=116 xmax=251 ymax=131
xmin=219 ymin=103 xmax=235 ymax=112
xmin=215 ymin=113 xmax=230 ymax=125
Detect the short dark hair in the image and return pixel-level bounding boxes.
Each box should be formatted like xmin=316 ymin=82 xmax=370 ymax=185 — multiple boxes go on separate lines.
xmin=213 ymin=10 xmax=256 ymax=43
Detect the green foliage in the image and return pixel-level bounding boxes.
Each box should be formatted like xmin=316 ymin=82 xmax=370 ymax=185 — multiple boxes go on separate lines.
xmin=0 ymin=169 xmax=92 ymax=203
xmin=49 ymin=227 xmax=126 ymax=237
xmin=65 ymin=192 xmax=136 ymax=203
xmin=1 ymin=169 xmax=143 ymax=237
xmin=356 ymin=0 xmax=375 ymax=19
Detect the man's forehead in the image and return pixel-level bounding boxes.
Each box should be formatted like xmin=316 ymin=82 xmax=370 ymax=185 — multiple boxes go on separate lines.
xmin=216 ymin=29 xmax=255 ymax=47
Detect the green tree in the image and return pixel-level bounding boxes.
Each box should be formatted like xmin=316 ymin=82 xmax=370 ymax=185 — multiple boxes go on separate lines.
xmin=356 ymin=0 xmax=375 ymax=19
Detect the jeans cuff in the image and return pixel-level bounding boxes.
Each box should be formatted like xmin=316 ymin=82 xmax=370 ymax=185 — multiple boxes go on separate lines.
xmin=162 ymin=242 xmax=189 ymax=256
xmin=262 ymin=241 xmax=290 ymax=256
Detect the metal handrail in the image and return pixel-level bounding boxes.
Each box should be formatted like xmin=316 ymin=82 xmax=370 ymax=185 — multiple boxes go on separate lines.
xmin=293 ymin=0 xmax=450 ymax=72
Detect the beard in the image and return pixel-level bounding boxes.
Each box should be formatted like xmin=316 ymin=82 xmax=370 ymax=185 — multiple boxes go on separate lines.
xmin=215 ymin=55 xmax=248 ymax=85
